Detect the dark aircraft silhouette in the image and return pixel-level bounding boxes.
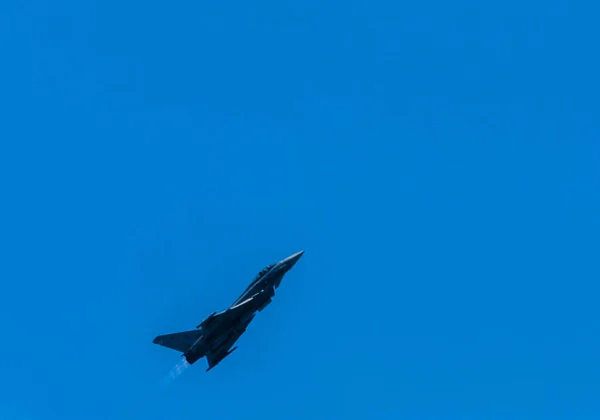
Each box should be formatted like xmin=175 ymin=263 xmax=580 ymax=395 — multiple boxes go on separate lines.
xmin=152 ymin=251 xmax=304 ymax=371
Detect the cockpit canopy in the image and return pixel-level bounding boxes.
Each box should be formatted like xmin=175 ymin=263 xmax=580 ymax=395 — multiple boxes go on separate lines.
xmin=238 ymin=264 xmax=275 ymax=298
xmin=257 ymin=264 xmax=274 ymax=279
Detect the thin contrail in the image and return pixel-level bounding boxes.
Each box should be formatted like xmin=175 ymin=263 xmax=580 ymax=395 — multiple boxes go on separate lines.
xmin=162 ymin=357 xmax=190 ymax=386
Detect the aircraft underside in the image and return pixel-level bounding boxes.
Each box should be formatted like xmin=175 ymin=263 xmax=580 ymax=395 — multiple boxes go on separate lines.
xmin=152 ymin=250 xmax=304 ymax=372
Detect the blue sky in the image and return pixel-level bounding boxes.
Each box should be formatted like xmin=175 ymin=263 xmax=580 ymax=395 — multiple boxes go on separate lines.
xmin=1 ymin=0 xmax=599 ymax=419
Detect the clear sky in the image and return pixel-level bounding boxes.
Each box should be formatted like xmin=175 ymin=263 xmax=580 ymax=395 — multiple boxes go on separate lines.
xmin=1 ymin=1 xmax=599 ymax=419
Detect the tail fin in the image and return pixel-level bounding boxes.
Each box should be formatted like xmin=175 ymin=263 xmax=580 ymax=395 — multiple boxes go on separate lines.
xmin=153 ymin=330 xmax=202 ymax=353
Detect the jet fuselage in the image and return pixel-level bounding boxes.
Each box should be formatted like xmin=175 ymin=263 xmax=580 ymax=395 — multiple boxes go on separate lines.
xmin=152 ymin=251 xmax=304 ymax=371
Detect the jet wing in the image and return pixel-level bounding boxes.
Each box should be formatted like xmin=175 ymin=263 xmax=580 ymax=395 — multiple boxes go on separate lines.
xmin=153 ymin=329 xmax=202 ymax=353
xmin=200 ymin=288 xmax=274 ymax=331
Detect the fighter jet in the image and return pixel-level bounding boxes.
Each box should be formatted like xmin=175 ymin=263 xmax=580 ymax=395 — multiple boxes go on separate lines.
xmin=152 ymin=250 xmax=304 ymax=371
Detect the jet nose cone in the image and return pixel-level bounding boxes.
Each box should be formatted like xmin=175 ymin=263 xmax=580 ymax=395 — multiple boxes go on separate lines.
xmin=285 ymin=250 xmax=304 ymax=268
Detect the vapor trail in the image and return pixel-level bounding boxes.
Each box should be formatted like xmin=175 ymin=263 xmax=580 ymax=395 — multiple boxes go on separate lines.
xmin=161 ymin=357 xmax=190 ymax=387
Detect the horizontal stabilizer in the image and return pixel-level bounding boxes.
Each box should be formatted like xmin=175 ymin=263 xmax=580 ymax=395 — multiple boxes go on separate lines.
xmin=153 ymin=329 xmax=202 ymax=353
